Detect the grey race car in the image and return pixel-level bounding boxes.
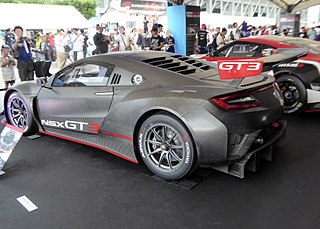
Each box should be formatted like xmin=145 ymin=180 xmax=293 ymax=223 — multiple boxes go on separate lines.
xmin=4 ymin=51 xmax=295 ymax=180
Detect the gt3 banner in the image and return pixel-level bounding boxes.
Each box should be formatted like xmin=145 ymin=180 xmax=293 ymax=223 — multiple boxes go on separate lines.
xmin=218 ymin=59 xmax=264 ymax=80
xmin=0 ymin=123 xmax=23 ymax=173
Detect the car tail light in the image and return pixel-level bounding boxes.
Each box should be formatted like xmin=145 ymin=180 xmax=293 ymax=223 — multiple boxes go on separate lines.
xmin=211 ymin=84 xmax=273 ymax=110
xmin=212 ymin=93 xmax=259 ymax=110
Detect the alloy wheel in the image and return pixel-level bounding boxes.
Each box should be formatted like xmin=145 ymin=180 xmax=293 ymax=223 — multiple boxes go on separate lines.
xmin=278 ymin=81 xmax=300 ymax=110
xmin=144 ymin=124 xmax=185 ymax=171
xmin=7 ymin=96 xmax=29 ymax=131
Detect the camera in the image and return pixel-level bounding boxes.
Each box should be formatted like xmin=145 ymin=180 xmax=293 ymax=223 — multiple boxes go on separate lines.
xmin=14 ymin=52 xmax=22 ymax=59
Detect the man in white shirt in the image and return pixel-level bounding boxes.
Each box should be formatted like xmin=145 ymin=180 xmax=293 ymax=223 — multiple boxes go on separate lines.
xmin=115 ymin=26 xmax=132 ymax=52
xmin=71 ymin=28 xmax=84 ymax=61
xmin=54 ymin=29 xmax=67 ymax=69
xmin=216 ymin=28 xmax=228 ymax=49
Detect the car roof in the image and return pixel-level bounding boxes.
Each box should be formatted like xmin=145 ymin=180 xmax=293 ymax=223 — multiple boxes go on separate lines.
xmin=83 ymin=51 xmax=221 ymax=81
xmin=238 ymin=36 xmax=296 ymax=48
xmin=239 ymin=35 xmax=320 ymax=46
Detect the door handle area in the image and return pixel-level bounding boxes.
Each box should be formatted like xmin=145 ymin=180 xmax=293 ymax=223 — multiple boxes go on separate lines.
xmin=94 ymin=92 xmax=113 ymax=96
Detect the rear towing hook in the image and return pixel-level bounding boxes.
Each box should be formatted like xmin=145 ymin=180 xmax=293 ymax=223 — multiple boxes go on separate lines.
xmin=255 ymin=137 xmax=264 ymax=145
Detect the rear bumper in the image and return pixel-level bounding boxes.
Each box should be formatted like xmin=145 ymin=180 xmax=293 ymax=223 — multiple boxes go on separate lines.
xmin=210 ymin=120 xmax=286 ymax=178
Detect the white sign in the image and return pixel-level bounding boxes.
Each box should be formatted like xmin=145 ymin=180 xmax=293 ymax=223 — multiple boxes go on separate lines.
xmin=17 ymin=195 xmax=38 ymax=212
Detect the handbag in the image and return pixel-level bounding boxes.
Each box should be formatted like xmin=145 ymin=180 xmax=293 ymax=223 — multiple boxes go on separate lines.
xmin=120 ymin=34 xmax=132 ymax=51
xmin=64 ymin=45 xmax=71 ymax=53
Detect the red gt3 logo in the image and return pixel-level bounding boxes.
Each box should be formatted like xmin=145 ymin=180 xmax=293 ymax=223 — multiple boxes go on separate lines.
xmin=218 ymin=60 xmax=264 ymax=80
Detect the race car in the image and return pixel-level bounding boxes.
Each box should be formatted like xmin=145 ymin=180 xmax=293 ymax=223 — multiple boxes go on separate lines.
xmin=202 ymin=36 xmax=320 ymax=113
xmin=3 ymin=51 xmax=290 ymax=180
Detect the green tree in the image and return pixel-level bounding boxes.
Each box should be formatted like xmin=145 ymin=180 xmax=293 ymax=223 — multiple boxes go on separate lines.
xmin=0 ymin=0 xmax=96 ymax=19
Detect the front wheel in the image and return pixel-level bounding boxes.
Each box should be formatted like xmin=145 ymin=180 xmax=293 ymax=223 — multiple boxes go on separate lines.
xmin=276 ymin=75 xmax=306 ymax=114
xmin=138 ymin=114 xmax=196 ymax=180
xmin=5 ymin=92 xmax=37 ymax=135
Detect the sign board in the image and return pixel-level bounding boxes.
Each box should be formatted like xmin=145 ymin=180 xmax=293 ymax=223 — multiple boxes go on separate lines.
xmin=0 ymin=123 xmax=23 ymax=174
xmin=279 ymin=13 xmax=300 ymax=37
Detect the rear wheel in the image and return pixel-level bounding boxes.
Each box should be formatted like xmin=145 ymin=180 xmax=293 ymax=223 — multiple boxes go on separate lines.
xmin=138 ymin=114 xmax=196 ymax=180
xmin=5 ymin=92 xmax=37 ymax=135
xmin=276 ymin=75 xmax=306 ymax=114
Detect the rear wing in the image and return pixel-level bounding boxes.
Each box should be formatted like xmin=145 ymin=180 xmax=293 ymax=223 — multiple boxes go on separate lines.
xmin=218 ymin=48 xmax=308 ymax=87
xmin=259 ymin=48 xmax=308 ymax=71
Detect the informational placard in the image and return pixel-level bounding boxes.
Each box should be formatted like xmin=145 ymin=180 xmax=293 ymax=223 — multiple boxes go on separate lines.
xmin=0 ymin=123 xmax=23 ymax=173
xmin=186 ymin=6 xmax=200 ymax=56
xmin=167 ymin=5 xmax=200 ymax=56
xmin=121 ymin=0 xmax=166 ymax=11
xmin=279 ymin=13 xmax=300 ymax=37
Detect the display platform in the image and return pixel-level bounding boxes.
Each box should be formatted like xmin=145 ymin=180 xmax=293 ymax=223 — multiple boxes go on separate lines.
xmin=0 ymin=114 xmax=319 ymax=229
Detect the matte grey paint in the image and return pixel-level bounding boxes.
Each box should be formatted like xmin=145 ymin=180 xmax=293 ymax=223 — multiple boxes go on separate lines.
xmin=4 ymin=51 xmax=285 ymax=168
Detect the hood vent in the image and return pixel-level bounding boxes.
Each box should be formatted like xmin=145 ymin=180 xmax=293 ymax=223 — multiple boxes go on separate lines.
xmin=142 ymin=55 xmax=213 ymax=75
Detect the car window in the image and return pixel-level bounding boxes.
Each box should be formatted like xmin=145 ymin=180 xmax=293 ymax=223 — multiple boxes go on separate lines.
xmin=52 ymin=64 xmax=110 ymax=87
xmin=218 ymin=46 xmax=232 ymax=57
xmin=226 ymin=43 xmax=260 ymax=57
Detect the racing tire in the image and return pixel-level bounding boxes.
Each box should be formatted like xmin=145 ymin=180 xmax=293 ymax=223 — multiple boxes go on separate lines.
xmin=138 ymin=114 xmax=197 ymax=180
xmin=5 ymin=92 xmax=38 ymax=135
xmin=276 ymin=75 xmax=306 ymax=114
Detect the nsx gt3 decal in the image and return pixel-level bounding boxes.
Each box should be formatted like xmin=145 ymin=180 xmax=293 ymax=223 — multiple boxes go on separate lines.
xmin=41 ymin=120 xmax=100 ymax=132
xmin=218 ymin=60 xmax=263 ymax=80
xmin=89 ymin=124 xmax=100 ymax=133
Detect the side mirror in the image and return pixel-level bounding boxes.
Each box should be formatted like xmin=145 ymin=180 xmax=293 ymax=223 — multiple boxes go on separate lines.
xmin=213 ymin=50 xmax=219 ymax=56
xmin=261 ymin=48 xmax=277 ymax=57
xmin=36 ymin=77 xmax=47 ymax=86
xmin=209 ymin=50 xmax=218 ymax=57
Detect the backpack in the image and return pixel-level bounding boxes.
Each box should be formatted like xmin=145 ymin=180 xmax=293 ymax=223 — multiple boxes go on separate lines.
xmin=229 ymin=31 xmax=235 ymax=41
xmin=207 ymin=33 xmax=219 ymax=55
xmin=47 ymin=44 xmax=57 ymax=62
xmin=212 ymin=34 xmax=219 ymax=50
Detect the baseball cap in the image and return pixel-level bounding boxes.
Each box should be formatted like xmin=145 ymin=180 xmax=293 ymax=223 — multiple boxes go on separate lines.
xmin=96 ymin=24 xmax=106 ymax=29
xmin=201 ymin=24 xmax=207 ymax=29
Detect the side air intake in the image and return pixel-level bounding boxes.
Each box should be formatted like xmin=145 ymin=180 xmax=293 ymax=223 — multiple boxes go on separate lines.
xmin=110 ymin=73 xmax=122 ymax=85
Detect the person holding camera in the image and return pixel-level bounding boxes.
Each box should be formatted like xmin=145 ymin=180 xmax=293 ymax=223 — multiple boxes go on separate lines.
xmin=12 ymin=26 xmax=35 ymax=82
xmin=93 ymin=24 xmax=110 ymax=55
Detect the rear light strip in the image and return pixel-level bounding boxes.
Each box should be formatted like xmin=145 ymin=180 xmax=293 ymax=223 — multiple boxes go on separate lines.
xmin=212 ymin=84 xmax=273 ymax=110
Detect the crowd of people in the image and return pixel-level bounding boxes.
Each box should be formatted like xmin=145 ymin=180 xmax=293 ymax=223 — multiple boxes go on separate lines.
xmin=0 ymin=23 xmax=175 ymax=88
xmin=194 ymin=22 xmax=320 ymax=54
xmin=0 ymin=20 xmax=319 ymax=89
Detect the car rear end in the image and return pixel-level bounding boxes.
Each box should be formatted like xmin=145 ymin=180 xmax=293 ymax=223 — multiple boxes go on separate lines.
xmin=137 ymin=51 xmax=302 ymax=178
xmin=192 ymin=72 xmax=285 ymax=177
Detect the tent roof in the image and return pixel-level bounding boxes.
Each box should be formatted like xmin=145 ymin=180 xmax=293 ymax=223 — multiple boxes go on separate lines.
xmin=0 ymin=3 xmax=91 ymax=30
xmin=268 ymin=0 xmax=320 ymax=13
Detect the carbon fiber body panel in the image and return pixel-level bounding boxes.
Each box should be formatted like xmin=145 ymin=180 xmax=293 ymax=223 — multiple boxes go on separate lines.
xmin=43 ymin=127 xmax=136 ymax=162
xmin=4 ymin=51 xmax=286 ymax=174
